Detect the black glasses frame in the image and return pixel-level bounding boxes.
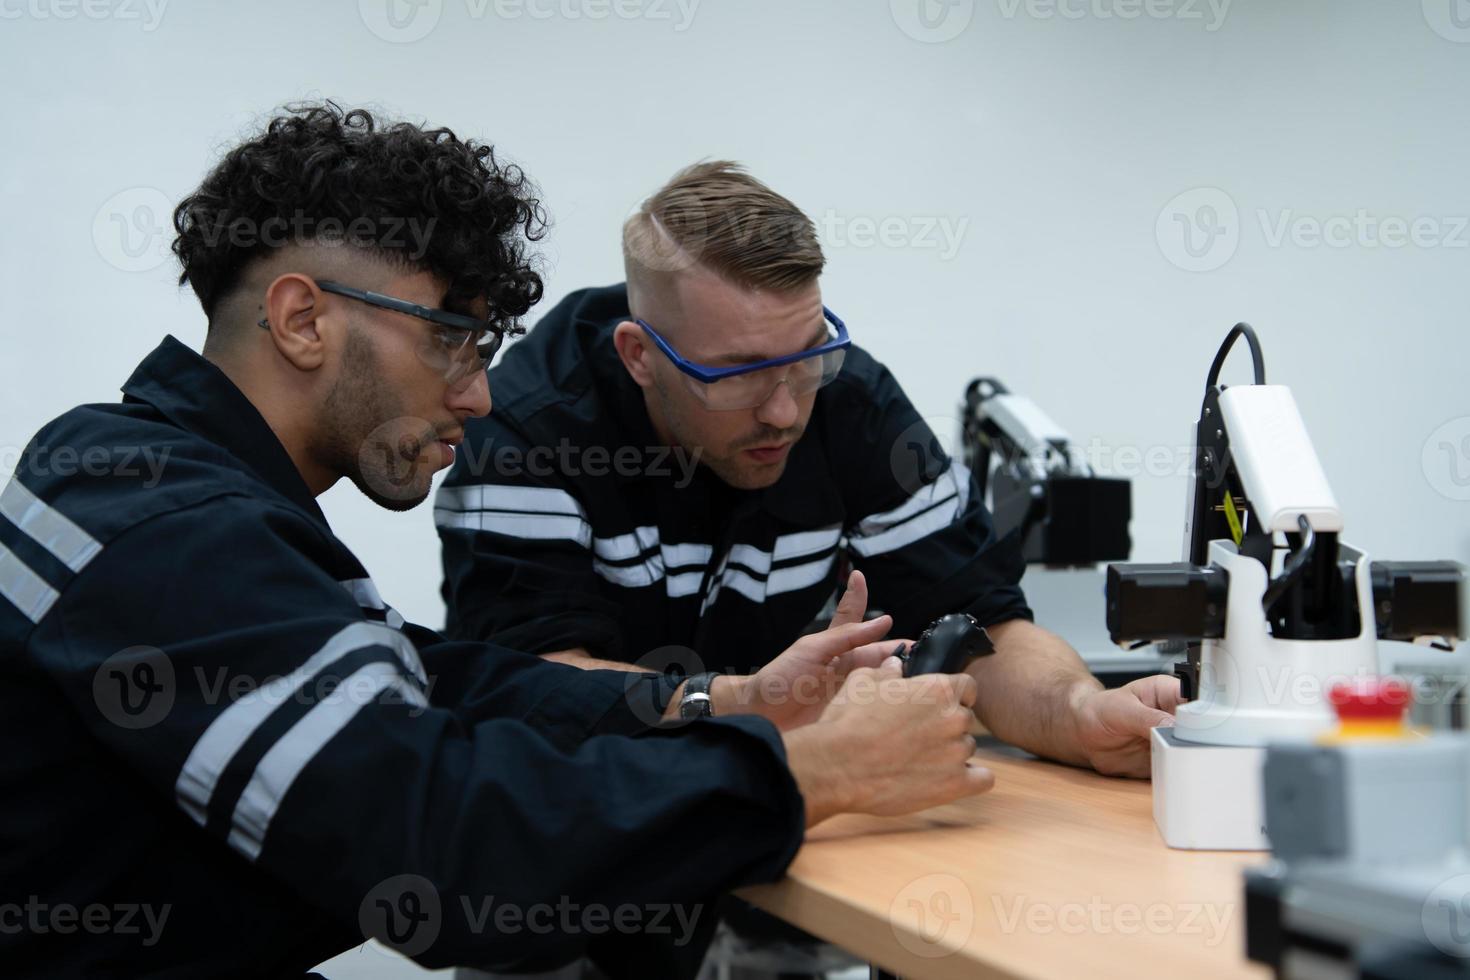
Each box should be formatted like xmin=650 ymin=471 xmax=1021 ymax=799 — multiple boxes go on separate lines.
xmin=256 ymin=278 xmax=525 ymax=362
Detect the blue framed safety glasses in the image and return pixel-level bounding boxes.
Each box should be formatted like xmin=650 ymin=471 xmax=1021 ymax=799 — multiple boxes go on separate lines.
xmin=636 ymin=307 xmax=850 ymax=411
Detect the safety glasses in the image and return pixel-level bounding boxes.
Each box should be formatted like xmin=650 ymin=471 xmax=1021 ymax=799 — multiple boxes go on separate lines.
xmin=636 ymin=308 xmax=850 ymax=411
xmin=261 ymin=279 xmax=523 ymax=386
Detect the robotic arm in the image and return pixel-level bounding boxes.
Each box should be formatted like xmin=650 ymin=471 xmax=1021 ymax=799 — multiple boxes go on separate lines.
xmin=1101 ymin=323 xmax=1466 ymax=849
xmin=962 ymin=378 xmax=1132 ymax=567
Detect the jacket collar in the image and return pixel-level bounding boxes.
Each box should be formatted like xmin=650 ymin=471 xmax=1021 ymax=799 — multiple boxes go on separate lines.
xmin=120 ymin=336 xmax=328 ymax=524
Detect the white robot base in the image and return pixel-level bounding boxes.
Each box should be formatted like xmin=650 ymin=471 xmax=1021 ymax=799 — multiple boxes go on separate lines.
xmin=1150 ymin=727 xmax=1268 ymax=851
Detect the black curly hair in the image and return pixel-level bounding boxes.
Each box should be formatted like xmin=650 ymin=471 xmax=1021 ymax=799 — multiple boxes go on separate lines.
xmin=172 ymin=101 xmax=545 ymax=336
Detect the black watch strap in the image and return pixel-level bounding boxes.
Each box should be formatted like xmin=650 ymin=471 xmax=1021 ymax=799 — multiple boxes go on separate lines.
xmin=678 ymin=672 xmax=718 ymax=720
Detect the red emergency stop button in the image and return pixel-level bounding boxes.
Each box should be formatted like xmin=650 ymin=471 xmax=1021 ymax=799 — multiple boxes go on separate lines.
xmin=1328 ymin=677 xmax=1412 ymax=722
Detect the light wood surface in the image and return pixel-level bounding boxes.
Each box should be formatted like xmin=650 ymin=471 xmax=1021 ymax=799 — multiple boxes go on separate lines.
xmin=737 ymin=742 xmax=1271 ymax=980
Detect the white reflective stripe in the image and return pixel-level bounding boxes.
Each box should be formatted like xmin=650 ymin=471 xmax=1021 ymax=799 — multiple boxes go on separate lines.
xmin=0 ymin=542 xmax=60 ymax=624
xmin=174 ymin=621 xmax=422 ymax=824
xmin=848 ymin=462 xmax=970 ymax=557
xmin=849 ymin=462 xmax=964 ymax=537
xmin=665 ymin=570 xmax=705 ymax=598
xmin=226 ymin=661 xmax=426 ymax=861
xmin=773 ymin=526 xmax=842 ymax=562
xmin=435 ymin=508 xmax=592 ymax=547
xmin=593 ymin=559 xmax=662 ymax=589
xmin=726 ymin=543 xmax=772 ymax=577
xmin=708 ymin=552 xmax=838 ymax=605
xmin=341 ymin=577 xmax=385 ymax=609
xmin=436 ymin=483 xmax=587 ymax=519
xmin=0 ymin=478 xmax=101 ymax=572
xmin=661 ymin=542 xmax=713 ymax=568
xmin=768 ymin=553 xmax=838 ymax=596
xmin=720 ymin=569 xmax=767 ymax=604
xmin=339 ymin=578 xmax=407 ymax=631
xmin=592 ymin=525 xmax=660 ymax=562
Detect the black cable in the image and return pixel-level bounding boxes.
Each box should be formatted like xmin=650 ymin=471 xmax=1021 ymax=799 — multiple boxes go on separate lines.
xmin=1205 ymin=322 xmax=1267 ymax=389
xmin=1261 ymin=514 xmax=1316 ymax=611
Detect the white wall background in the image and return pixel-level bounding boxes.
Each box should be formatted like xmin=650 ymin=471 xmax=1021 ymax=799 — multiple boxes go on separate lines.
xmin=3 ymin=0 xmax=1467 ymax=639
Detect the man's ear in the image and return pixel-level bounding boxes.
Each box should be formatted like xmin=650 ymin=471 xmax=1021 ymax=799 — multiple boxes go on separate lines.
xmin=613 ymin=320 xmax=656 ymax=389
xmin=261 ymin=274 xmax=330 ymax=372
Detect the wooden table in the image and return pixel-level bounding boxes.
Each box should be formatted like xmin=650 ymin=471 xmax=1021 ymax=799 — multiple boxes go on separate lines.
xmin=737 ymin=742 xmax=1271 ymax=980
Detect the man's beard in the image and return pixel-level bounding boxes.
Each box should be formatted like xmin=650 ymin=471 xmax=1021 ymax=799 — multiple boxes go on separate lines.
xmin=655 ymin=379 xmax=804 ymax=490
xmin=320 ymin=329 xmax=437 ymax=511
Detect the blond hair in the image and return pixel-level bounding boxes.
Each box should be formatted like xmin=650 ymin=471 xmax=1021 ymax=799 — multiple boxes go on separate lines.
xmin=623 ymin=161 xmax=825 ymax=305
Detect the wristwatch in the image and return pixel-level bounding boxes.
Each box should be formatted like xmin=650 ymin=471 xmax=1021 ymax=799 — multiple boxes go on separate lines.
xmin=899 ymin=613 xmax=997 ymax=677
xmin=678 ymin=672 xmax=718 ymax=720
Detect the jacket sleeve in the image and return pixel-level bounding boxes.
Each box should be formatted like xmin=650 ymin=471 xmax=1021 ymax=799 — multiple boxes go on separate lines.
xmin=33 ymin=497 xmax=804 ymax=972
xmin=833 ymin=363 xmax=1034 ymax=642
xmin=436 ymin=414 xmax=626 ymax=657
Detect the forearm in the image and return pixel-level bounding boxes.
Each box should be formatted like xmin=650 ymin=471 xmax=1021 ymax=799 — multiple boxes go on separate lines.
xmin=541 ymin=648 xmax=645 ymax=672
xmin=965 ymin=619 xmax=1102 ymax=767
xmin=546 ymin=649 xmax=766 ymax=724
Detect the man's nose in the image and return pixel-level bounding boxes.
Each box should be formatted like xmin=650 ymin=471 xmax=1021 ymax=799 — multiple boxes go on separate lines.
xmin=448 ymin=368 xmax=492 ymax=419
xmin=754 ymin=379 xmax=798 ymax=430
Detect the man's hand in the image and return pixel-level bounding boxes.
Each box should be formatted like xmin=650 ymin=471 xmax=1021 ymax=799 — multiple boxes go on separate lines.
xmin=782 ymin=658 xmax=995 ymax=827
xmin=735 ymin=571 xmax=908 ymax=730
xmin=1070 ymin=674 xmax=1183 ymax=777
